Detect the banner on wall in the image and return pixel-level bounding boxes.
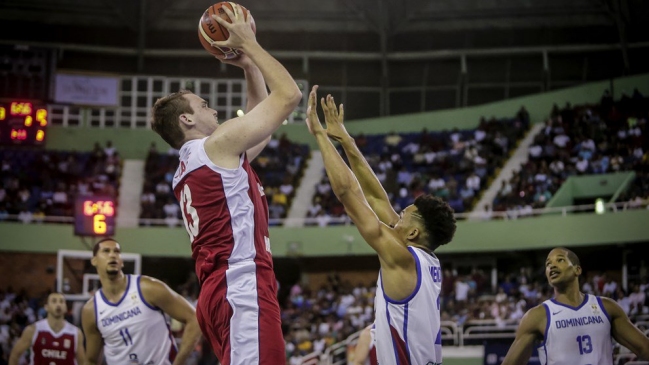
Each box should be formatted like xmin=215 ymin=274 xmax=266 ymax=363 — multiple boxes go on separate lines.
xmin=54 ymin=73 xmax=119 ymax=106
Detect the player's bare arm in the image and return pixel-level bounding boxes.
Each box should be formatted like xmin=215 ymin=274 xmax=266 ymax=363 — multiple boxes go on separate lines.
xmin=306 ymin=86 xmax=415 ymax=299
xmin=601 ymin=297 xmax=649 ymax=360
xmin=352 ymin=325 xmax=372 ymax=365
xmin=205 ymin=6 xmax=301 ymax=167
xmin=82 ymin=299 xmax=104 ymax=365
xmin=502 ymin=305 xmax=547 ymax=365
xmin=76 ymin=327 xmax=87 ymax=364
xmin=217 ymin=53 xmax=270 ymax=161
xmin=319 ymin=88 xmax=399 ymax=225
xmin=8 ymin=324 xmax=35 ymax=365
xmin=139 ymin=276 xmax=202 ymax=365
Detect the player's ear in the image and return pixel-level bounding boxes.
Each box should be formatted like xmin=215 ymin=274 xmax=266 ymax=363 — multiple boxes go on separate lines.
xmin=574 ymin=265 xmax=582 ymax=276
xmin=179 ymin=113 xmax=194 ymax=127
xmin=91 ymin=256 xmax=98 ymax=267
xmin=407 ymin=227 xmax=420 ymax=241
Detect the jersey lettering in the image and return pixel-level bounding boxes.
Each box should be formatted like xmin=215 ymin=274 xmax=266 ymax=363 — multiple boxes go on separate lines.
xmin=555 ymin=315 xmax=603 ymax=328
xmin=180 ymin=184 xmax=200 ymax=242
xmin=430 ymin=266 xmax=442 ymax=283
xmin=100 ymin=307 xmax=142 ymax=327
xmin=42 ymin=349 xmax=68 ymax=359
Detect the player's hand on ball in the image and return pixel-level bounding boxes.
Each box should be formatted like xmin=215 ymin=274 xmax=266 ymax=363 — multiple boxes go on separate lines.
xmin=321 ymin=94 xmax=347 ymax=142
xmin=211 ymin=5 xmax=256 ymax=49
xmin=215 ymin=52 xmax=254 ymax=69
xmin=306 ymin=85 xmax=326 ymax=136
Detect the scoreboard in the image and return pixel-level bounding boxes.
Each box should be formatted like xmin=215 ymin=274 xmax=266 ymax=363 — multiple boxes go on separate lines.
xmin=74 ymin=196 xmax=116 ymax=236
xmin=0 ymin=101 xmax=48 ymax=146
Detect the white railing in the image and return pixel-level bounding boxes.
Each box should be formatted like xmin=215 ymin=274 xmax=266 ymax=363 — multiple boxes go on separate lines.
xmin=460 ymin=319 xmax=519 ymax=346
xmin=1 ymin=200 xmax=646 ymax=227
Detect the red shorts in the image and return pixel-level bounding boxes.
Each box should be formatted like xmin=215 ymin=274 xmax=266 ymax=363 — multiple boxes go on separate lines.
xmin=196 ymin=267 xmax=285 ymax=365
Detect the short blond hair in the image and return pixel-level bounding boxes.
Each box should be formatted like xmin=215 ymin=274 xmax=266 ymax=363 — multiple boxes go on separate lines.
xmin=151 ymin=90 xmax=194 ymax=149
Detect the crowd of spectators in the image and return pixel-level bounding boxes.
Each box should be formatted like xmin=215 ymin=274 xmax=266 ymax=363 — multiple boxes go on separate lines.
xmin=493 ymin=89 xmax=649 ymax=218
xmin=0 ymin=288 xmax=60 ymax=364
xmin=0 ymin=141 xmax=121 ymax=224
xmin=307 ymin=108 xmax=530 ymax=225
xmin=140 ymin=134 xmax=309 ymax=227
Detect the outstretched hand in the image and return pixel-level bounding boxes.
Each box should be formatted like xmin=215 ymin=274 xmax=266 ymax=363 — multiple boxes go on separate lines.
xmin=321 ymin=94 xmax=347 ymax=142
xmin=211 ymin=5 xmax=256 ymax=50
xmin=306 ymin=85 xmax=326 ymax=136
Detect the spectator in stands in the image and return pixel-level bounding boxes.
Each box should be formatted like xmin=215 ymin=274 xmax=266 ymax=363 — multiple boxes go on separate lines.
xmin=455 ymin=277 xmax=471 ymax=309
xmin=603 ymin=275 xmax=618 ymax=299
xmin=628 ymin=284 xmax=646 ymax=315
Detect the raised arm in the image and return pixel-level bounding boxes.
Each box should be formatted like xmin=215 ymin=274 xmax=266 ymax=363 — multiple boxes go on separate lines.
xmin=217 ymin=53 xmax=271 ymax=161
xmin=8 ymin=324 xmax=35 ymax=365
xmin=501 ymin=305 xmax=546 ymax=365
xmin=305 ymin=86 xmax=411 ymax=268
xmin=320 ymin=91 xmax=398 ymax=225
xmin=242 ymin=61 xmax=272 ymax=161
xmin=602 ymin=297 xmax=649 ymax=360
xmin=139 ymin=276 xmax=202 ymax=365
xmin=205 ymin=6 xmax=301 ymax=164
xmin=81 ymin=299 xmax=103 ymax=365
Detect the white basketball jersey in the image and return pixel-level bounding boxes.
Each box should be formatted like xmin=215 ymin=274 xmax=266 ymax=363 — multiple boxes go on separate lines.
xmin=374 ymin=247 xmax=443 ymax=365
xmin=538 ymin=294 xmax=613 ymax=365
xmin=94 ymin=275 xmax=178 ymax=365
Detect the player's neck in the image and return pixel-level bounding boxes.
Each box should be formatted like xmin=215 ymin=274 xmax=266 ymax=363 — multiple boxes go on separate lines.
xmin=100 ymin=272 xmax=128 ymax=299
xmin=46 ymin=316 xmax=65 ymax=333
xmin=553 ymin=284 xmax=584 ymax=306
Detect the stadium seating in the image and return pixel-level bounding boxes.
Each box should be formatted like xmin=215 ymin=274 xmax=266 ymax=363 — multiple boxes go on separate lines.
xmin=307 ymin=110 xmax=530 ymax=225
xmin=492 ymin=92 xmax=648 ymax=217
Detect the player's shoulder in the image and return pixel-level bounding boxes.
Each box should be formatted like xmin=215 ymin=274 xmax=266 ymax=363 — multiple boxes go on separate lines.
xmin=23 ymin=323 xmax=37 ymax=335
xmin=138 ymin=274 xmax=166 ymax=288
xmin=596 ymin=295 xmax=623 ymax=317
xmin=81 ymin=296 xmax=97 ymax=320
xmin=518 ymin=304 xmax=548 ymax=333
xmin=82 ymin=296 xmax=94 ymax=311
xmin=138 ymin=275 xmax=173 ymax=301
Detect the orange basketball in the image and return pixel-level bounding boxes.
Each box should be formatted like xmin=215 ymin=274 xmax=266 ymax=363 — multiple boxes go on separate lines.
xmin=198 ymin=2 xmax=256 ymax=59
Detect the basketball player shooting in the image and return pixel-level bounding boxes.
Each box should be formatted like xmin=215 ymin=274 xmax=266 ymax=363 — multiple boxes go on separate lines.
xmin=9 ymin=293 xmax=85 ymax=365
xmin=151 ymin=5 xmax=301 ymax=365
xmin=502 ymin=247 xmax=649 ymax=365
xmin=305 ymin=85 xmax=457 ymax=365
xmin=81 ymin=239 xmax=201 ymax=365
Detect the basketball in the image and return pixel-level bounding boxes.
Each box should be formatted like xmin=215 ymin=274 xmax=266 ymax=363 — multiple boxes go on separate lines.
xmin=198 ymin=2 xmax=256 ymax=59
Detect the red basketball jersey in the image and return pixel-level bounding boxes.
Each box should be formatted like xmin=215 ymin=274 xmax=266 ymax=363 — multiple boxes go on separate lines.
xmin=30 ymin=319 xmax=78 ymax=365
xmin=172 ymin=138 xmax=275 ymax=284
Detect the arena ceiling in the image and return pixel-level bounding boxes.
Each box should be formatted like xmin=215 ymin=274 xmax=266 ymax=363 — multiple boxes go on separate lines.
xmin=0 ymin=0 xmax=644 ymax=34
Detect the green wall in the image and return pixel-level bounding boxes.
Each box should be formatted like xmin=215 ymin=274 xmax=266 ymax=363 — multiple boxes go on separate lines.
xmin=546 ymin=172 xmax=636 ymax=208
xmin=44 ymin=73 xmax=649 ymax=158
xmin=2 ymin=210 xmax=648 ymax=257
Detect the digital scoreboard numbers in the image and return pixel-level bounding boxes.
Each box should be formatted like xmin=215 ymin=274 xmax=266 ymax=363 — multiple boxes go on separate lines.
xmin=0 ymin=101 xmax=48 ymax=146
xmin=74 ymin=196 xmax=116 ymax=236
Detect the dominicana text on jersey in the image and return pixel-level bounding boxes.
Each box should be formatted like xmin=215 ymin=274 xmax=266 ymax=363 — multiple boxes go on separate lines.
xmin=94 ymin=275 xmax=178 ymax=365
xmin=538 ymin=294 xmax=613 ymax=365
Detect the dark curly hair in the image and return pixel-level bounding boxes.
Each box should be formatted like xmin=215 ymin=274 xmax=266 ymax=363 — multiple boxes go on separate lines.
xmin=413 ymin=195 xmax=456 ymax=250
